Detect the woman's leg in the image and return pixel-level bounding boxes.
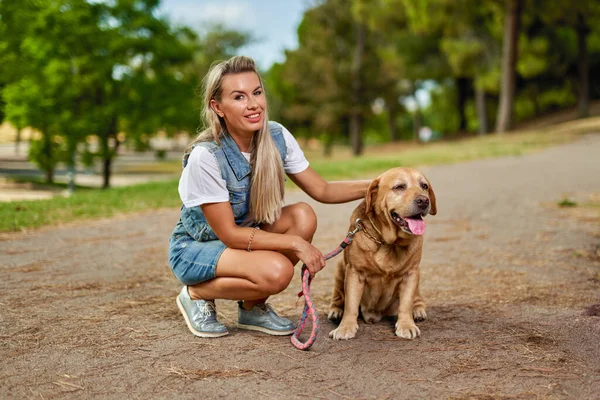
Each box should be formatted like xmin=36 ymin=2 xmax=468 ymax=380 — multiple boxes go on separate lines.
xmin=187 ymin=202 xmax=318 ymax=303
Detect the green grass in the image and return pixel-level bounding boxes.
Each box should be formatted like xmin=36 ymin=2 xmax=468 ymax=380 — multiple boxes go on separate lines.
xmin=557 ymin=198 xmax=578 ymax=207
xmin=304 ymin=127 xmax=585 ymax=181
xmin=1 ymin=180 xmax=181 ymax=232
xmin=1 ymin=117 xmax=598 ymax=233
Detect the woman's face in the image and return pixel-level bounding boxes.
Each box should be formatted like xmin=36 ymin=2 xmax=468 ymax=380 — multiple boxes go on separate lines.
xmin=211 ymin=71 xmax=266 ymax=138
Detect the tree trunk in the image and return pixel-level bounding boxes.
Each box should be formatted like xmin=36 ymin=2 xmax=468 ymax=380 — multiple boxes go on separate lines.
xmin=324 ymin=132 xmax=335 ymax=157
xmin=15 ymin=128 xmax=21 ymax=155
xmin=101 ymin=116 xmax=119 ymax=189
xmin=457 ymin=77 xmax=469 ymax=132
xmin=576 ymin=12 xmax=590 ymax=118
xmin=475 ymin=84 xmax=488 ymax=135
xmin=350 ymin=21 xmax=365 ymax=156
xmin=67 ymin=138 xmax=77 ymax=195
xmin=102 ymin=151 xmax=112 ymax=189
xmin=42 ymin=132 xmax=54 ymax=184
xmin=495 ymin=0 xmax=522 ymax=133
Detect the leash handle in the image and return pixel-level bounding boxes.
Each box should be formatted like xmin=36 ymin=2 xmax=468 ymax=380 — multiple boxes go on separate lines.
xmin=290 ymin=267 xmax=319 ymax=350
xmin=290 ymin=224 xmax=360 ymax=350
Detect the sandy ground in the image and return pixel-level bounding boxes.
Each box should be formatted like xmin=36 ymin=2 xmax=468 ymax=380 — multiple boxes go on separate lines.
xmin=1 ymin=134 xmax=599 ymax=399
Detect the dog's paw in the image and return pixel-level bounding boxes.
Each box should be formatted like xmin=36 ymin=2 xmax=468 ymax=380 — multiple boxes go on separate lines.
xmin=395 ymin=320 xmax=421 ymax=339
xmin=413 ymin=306 xmax=427 ymax=322
xmin=329 ymin=321 xmax=358 ymax=340
xmin=327 ymin=306 xmax=343 ymax=321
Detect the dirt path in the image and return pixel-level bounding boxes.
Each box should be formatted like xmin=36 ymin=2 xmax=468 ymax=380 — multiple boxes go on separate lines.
xmin=2 ymin=134 xmax=599 ymax=399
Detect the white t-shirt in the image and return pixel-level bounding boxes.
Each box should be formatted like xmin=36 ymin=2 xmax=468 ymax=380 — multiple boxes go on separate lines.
xmin=178 ymin=125 xmax=309 ymax=208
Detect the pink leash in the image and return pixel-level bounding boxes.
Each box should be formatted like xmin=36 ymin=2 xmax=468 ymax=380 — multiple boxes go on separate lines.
xmin=291 ymin=220 xmax=361 ymax=350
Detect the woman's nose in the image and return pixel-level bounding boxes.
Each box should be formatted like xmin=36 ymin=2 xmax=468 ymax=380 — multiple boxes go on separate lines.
xmin=247 ymin=96 xmax=259 ymax=109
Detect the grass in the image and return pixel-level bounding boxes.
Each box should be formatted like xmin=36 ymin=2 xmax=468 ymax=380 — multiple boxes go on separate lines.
xmin=557 ymin=198 xmax=578 ymax=207
xmin=1 ymin=117 xmax=599 ymax=233
xmin=1 ymin=180 xmax=181 ymax=232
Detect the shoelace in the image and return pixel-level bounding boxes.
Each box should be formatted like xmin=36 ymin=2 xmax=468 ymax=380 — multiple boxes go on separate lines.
xmin=198 ymin=301 xmax=217 ymax=319
xmin=254 ymin=303 xmax=275 ymax=314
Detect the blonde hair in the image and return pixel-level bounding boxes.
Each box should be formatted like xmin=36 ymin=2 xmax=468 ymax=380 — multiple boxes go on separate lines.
xmin=186 ymin=56 xmax=285 ymax=225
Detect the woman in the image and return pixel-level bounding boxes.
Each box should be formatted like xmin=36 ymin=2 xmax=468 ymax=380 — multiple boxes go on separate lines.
xmin=169 ymin=55 xmax=370 ymax=338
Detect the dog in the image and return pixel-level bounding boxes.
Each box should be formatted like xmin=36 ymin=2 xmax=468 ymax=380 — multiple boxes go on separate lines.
xmin=328 ymin=167 xmax=437 ymax=340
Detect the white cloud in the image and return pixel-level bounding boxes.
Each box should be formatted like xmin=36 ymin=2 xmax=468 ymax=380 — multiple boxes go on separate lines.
xmin=160 ymin=0 xmax=253 ymax=33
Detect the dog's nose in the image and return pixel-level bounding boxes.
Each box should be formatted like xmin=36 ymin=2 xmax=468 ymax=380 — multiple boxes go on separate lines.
xmin=415 ymin=195 xmax=429 ymax=210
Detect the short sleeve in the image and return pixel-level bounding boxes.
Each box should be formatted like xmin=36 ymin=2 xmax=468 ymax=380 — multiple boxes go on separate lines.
xmin=280 ymin=125 xmax=310 ymax=174
xmin=178 ymin=146 xmax=230 ymax=208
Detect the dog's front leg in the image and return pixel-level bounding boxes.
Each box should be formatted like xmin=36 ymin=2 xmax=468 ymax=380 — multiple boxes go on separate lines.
xmin=329 ymin=268 xmax=364 ymax=340
xmin=395 ymin=269 xmax=421 ymax=339
xmin=412 ymin=270 xmax=427 ymax=321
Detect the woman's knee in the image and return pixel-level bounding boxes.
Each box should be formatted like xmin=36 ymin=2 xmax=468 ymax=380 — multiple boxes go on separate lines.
xmin=261 ymin=255 xmax=294 ymax=294
xmin=289 ymin=202 xmax=317 ymax=241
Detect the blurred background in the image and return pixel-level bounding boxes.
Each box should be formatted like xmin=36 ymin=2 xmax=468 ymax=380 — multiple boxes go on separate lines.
xmin=1 ymin=0 xmax=599 ymax=200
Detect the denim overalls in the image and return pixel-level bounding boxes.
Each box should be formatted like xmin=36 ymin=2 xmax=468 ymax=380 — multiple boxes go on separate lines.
xmin=168 ymin=122 xmax=288 ymax=285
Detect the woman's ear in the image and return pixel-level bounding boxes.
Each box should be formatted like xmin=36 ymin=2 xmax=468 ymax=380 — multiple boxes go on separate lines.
xmin=364 ymin=177 xmax=380 ymax=211
xmin=210 ymin=99 xmax=224 ymax=118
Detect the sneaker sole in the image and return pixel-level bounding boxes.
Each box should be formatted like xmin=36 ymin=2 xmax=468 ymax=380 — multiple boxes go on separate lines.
xmin=176 ymin=296 xmax=228 ymax=338
xmin=237 ymin=323 xmax=295 ymax=336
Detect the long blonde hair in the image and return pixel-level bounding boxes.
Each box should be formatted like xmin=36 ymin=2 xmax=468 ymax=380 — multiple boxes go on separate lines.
xmin=186 ymin=56 xmax=285 ymax=224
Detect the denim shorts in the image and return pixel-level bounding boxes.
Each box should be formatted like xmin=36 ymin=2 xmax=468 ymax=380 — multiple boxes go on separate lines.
xmin=168 ymin=231 xmax=227 ymax=286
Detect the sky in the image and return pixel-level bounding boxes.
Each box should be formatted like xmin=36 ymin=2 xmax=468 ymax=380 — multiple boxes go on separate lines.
xmin=158 ymin=0 xmax=314 ymax=70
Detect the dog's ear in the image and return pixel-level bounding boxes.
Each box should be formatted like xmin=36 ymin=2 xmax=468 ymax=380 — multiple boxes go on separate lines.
xmin=427 ymin=178 xmax=437 ymax=215
xmin=365 ymin=177 xmax=380 ymax=211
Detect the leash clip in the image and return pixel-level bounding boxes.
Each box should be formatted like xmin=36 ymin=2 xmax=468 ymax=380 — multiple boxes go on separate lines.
xmin=348 ymin=218 xmax=362 ymax=237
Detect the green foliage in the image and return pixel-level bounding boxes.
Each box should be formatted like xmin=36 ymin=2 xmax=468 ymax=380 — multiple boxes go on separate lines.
xmin=27 ymin=138 xmax=66 ymax=173
xmin=0 ymin=1 xmax=250 ymax=188
xmin=268 ymin=0 xmax=600 ymax=144
xmin=557 ymin=198 xmax=578 ymax=207
xmin=422 ymin=82 xmax=460 ymax=134
xmin=2 ymin=0 xmax=600 ymax=170
xmin=80 ymin=148 xmax=97 ymax=169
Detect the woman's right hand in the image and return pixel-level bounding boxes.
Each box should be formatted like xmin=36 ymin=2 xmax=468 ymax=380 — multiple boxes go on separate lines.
xmin=293 ymin=238 xmax=326 ymax=277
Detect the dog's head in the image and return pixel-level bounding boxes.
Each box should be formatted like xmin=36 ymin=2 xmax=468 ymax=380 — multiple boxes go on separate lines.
xmin=365 ymin=167 xmax=437 ymax=242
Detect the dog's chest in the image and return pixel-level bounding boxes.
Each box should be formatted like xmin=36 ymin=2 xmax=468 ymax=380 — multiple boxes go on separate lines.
xmin=370 ymin=245 xmax=416 ymax=276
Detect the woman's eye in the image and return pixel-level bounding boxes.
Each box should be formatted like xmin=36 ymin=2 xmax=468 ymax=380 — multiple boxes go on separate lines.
xmin=421 ymin=183 xmax=429 ymax=190
xmin=234 ymin=95 xmax=243 ymax=100
xmin=394 ymin=184 xmax=406 ymax=191
xmin=253 ymin=90 xmax=262 ymax=96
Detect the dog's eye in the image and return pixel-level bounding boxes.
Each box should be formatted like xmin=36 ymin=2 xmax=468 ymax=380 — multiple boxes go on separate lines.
xmin=394 ymin=184 xmax=407 ymax=191
xmin=421 ymin=183 xmax=429 ymax=190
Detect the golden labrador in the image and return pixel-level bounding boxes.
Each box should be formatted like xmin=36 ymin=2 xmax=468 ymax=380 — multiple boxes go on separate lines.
xmin=328 ymin=167 xmax=436 ymax=340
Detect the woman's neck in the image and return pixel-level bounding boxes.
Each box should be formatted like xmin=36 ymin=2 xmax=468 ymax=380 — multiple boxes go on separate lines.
xmin=228 ymin=130 xmax=254 ymax=153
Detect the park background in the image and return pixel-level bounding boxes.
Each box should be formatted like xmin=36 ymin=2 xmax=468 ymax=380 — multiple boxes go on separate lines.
xmin=1 ymin=2 xmax=600 ymax=399
xmin=1 ymin=0 xmax=600 ymax=228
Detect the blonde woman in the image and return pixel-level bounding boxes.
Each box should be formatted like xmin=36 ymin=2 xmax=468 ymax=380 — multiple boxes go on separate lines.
xmin=169 ymin=55 xmax=370 ymax=337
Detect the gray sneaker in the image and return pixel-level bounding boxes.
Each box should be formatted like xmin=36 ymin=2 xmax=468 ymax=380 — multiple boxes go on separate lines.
xmin=176 ymin=287 xmax=228 ymax=338
xmin=237 ymin=301 xmax=296 ymax=336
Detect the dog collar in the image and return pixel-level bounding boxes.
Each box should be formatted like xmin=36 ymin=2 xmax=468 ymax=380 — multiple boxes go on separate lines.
xmin=356 ymin=218 xmax=383 ymax=245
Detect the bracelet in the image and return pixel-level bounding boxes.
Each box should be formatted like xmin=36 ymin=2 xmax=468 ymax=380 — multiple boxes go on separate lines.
xmin=247 ymin=226 xmax=260 ymax=252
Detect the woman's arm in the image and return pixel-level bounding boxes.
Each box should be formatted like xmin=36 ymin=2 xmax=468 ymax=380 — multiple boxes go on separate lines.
xmin=201 ymin=202 xmax=325 ymax=272
xmin=288 ymin=166 xmax=371 ymax=204
xmin=201 ymin=202 xmax=298 ymax=250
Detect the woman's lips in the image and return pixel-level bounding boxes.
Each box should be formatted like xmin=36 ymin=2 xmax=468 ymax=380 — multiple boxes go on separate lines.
xmin=245 ymin=113 xmax=261 ymax=123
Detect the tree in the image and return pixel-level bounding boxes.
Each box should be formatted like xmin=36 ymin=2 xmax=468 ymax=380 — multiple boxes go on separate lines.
xmin=534 ymin=0 xmax=600 ymax=118
xmin=0 ymin=0 xmax=201 ymax=187
xmin=496 ymin=0 xmax=524 ymax=133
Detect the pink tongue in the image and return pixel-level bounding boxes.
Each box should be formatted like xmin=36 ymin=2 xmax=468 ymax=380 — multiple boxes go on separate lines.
xmin=405 ymin=218 xmax=426 ymax=235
